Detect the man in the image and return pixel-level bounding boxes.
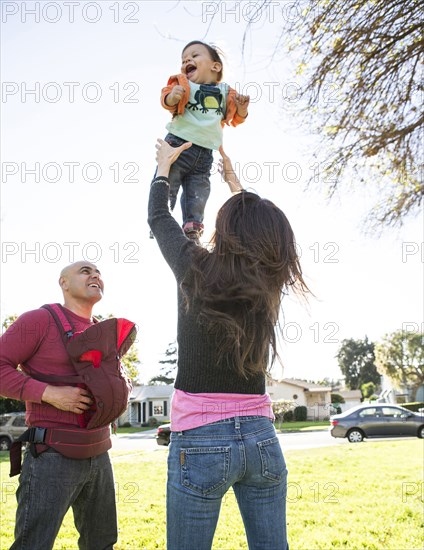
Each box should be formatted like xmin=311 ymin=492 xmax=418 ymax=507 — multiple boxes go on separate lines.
xmin=0 ymin=261 xmax=128 ymax=550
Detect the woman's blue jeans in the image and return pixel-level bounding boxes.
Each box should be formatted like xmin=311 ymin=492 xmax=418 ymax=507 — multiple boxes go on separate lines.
xmin=167 ymin=416 xmax=289 ymax=550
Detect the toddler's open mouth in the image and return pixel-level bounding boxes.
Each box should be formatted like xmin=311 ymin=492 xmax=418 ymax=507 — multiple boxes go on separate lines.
xmin=185 ymin=64 xmax=196 ymax=79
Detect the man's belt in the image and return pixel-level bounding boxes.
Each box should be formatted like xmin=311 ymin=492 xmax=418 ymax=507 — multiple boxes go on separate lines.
xmin=10 ymin=425 xmax=111 ymax=477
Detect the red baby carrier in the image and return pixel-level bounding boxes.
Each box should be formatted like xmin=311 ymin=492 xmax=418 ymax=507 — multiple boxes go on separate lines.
xmin=10 ymin=304 xmax=137 ymax=476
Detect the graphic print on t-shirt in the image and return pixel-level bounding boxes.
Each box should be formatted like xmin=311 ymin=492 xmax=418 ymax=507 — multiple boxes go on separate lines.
xmin=187 ymin=84 xmax=224 ymax=115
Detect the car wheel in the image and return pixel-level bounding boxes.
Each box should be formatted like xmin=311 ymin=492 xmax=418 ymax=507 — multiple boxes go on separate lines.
xmin=0 ymin=437 xmax=11 ymax=451
xmin=346 ymin=429 xmax=364 ymax=443
xmin=418 ymin=426 xmax=424 ymax=439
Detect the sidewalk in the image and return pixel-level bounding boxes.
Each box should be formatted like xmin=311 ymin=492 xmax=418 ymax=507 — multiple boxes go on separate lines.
xmin=115 ymin=428 xmax=157 ymax=439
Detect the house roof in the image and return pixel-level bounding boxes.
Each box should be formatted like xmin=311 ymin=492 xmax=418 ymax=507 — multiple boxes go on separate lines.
xmin=273 ymin=378 xmax=332 ymax=392
xmin=339 ymin=390 xmax=362 ymax=399
xmin=130 ymin=384 xmax=174 ymax=401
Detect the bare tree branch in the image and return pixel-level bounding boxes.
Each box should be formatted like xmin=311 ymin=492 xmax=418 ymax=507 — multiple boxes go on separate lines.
xmin=273 ymin=0 xmax=424 ymax=227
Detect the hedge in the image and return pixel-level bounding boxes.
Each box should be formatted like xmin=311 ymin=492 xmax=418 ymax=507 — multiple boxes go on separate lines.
xmin=294 ymin=405 xmax=307 ymax=421
xmin=402 ymin=402 xmax=424 ymax=412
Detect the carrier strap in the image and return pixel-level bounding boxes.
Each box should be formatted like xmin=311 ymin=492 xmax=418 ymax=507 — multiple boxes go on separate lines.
xmin=42 ymin=303 xmax=75 ymax=340
xmin=9 ymin=425 xmax=111 ymax=477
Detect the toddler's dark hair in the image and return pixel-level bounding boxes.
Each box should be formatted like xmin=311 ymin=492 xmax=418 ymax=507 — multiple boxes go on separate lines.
xmin=182 ymin=40 xmax=224 ymax=82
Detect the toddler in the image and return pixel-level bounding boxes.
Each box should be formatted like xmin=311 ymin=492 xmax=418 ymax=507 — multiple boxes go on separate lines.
xmin=159 ymin=40 xmax=249 ymax=241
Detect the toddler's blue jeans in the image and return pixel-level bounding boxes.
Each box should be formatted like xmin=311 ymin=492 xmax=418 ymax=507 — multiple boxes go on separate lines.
xmin=164 ymin=133 xmax=213 ymax=231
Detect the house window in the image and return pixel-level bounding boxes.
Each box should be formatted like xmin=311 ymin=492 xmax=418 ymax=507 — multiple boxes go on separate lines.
xmin=293 ymin=394 xmax=298 ymax=400
xmin=153 ymin=400 xmax=164 ymax=416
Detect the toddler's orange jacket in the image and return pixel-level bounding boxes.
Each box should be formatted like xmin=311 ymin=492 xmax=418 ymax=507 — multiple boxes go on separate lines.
xmin=161 ymin=73 xmax=247 ymax=128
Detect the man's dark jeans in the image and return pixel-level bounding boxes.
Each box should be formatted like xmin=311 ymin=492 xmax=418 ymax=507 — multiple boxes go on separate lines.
xmin=10 ymin=449 xmax=117 ymax=550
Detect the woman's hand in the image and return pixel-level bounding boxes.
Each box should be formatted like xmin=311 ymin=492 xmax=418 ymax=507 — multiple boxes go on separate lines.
xmin=155 ymin=138 xmax=192 ymax=178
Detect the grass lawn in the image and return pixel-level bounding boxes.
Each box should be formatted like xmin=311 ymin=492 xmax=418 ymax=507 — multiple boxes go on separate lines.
xmin=0 ymin=439 xmax=422 ymax=549
xmin=275 ymin=421 xmax=330 ymax=432
xmin=116 ymin=426 xmax=154 ymax=434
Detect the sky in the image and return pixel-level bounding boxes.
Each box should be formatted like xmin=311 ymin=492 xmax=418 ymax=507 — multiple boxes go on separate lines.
xmin=1 ymin=0 xmax=423 ymax=385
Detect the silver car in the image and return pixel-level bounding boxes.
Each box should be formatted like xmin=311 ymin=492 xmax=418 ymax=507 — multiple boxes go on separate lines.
xmin=330 ymin=404 xmax=424 ymax=442
xmin=0 ymin=412 xmax=27 ymax=450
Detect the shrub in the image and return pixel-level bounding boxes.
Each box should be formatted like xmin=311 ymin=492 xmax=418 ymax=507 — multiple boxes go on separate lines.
xmin=402 ymin=402 xmax=424 ymax=412
xmin=331 ymin=393 xmax=345 ymax=404
xmin=148 ymin=417 xmax=158 ymax=427
xmin=283 ymin=410 xmax=294 ymax=422
xmin=0 ymin=398 xmax=25 ymax=414
xmin=361 ymin=382 xmax=376 ymax=399
xmin=272 ymin=399 xmax=295 ymax=422
xmin=294 ymin=406 xmax=307 ymax=421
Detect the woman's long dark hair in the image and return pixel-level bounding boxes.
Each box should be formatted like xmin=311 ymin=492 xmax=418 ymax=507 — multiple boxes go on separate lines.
xmin=184 ymin=191 xmax=310 ymax=379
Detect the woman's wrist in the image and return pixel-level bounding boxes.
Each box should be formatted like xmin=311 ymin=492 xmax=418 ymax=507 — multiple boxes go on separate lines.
xmin=156 ymin=164 xmax=171 ymax=178
xmin=152 ymin=175 xmax=170 ymax=185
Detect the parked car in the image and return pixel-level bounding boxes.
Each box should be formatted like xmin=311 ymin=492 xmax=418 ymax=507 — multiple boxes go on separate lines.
xmin=0 ymin=412 xmax=27 ymax=450
xmin=156 ymin=423 xmax=171 ymax=446
xmin=330 ymin=404 xmax=424 ymax=442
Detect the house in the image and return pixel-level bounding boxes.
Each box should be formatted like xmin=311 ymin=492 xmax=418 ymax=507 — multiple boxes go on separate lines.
xmin=119 ymin=384 xmax=174 ymax=426
xmin=338 ymin=390 xmax=362 ymax=412
xmin=377 ymin=375 xmax=412 ymax=404
xmin=416 ymin=385 xmax=424 ymax=402
xmin=266 ymin=378 xmax=332 ymax=420
xmin=377 ymin=376 xmax=424 ymax=404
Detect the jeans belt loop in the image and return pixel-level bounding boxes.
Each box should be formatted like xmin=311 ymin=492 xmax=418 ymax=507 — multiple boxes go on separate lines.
xmin=234 ymin=416 xmax=241 ymax=430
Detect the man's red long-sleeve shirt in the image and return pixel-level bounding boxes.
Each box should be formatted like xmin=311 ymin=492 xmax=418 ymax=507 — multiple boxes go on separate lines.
xmin=0 ymin=307 xmax=93 ymax=428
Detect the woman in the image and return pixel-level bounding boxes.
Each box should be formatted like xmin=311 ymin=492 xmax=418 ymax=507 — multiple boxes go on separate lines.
xmin=148 ymin=139 xmax=309 ymax=550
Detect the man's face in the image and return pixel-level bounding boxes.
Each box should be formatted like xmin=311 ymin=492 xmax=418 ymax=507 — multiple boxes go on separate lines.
xmin=181 ymin=44 xmax=221 ymax=84
xmin=60 ymin=262 xmax=104 ymax=304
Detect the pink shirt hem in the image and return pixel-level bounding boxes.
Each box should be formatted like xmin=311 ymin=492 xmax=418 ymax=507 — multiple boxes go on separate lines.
xmin=170 ymin=389 xmax=274 ymax=432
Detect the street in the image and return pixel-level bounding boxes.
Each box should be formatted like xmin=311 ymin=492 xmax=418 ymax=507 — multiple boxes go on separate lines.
xmin=278 ymin=430 xmax=348 ymax=451
xmin=111 ymin=428 xmax=346 ymax=453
